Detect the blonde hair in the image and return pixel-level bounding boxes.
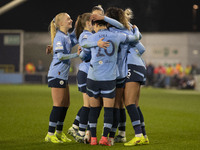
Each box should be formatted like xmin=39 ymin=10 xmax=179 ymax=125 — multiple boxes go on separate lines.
xmin=48 ymin=13 xmax=66 ymax=54
xmin=125 ymin=8 xmax=134 ymax=21
xmin=92 ymin=5 xmax=104 ymax=14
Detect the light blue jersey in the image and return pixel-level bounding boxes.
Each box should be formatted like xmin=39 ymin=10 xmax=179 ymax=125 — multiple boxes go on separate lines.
xmin=103 ymin=16 xmax=146 ymax=78
xmin=109 ymin=27 xmax=131 ymax=79
xmin=48 ymin=30 xmax=78 ymax=81
xmin=80 ymin=29 xmax=138 ymax=81
xmin=127 ymin=27 xmax=146 ymax=68
xmin=78 ymin=30 xmax=92 ymax=73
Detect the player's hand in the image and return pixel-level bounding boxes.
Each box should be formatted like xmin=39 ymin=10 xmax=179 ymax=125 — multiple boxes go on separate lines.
xmin=132 ymin=25 xmax=138 ymax=29
xmin=77 ymin=46 xmax=82 ymax=55
xmin=91 ymin=14 xmax=104 ymax=21
xmin=46 ymin=45 xmax=53 ymax=55
xmin=97 ymin=38 xmax=110 ymax=49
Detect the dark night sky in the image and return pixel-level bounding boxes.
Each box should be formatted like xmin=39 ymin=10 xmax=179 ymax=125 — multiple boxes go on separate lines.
xmin=0 ymin=0 xmax=199 ymax=32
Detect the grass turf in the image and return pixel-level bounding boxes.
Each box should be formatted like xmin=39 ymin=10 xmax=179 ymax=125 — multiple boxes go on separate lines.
xmin=0 ymin=84 xmax=200 ymax=150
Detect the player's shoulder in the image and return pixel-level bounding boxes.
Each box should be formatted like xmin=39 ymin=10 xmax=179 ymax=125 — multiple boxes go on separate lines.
xmin=80 ymin=30 xmax=92 ymax=40
xmin=55 ymin=31 xmax=66 ymax=42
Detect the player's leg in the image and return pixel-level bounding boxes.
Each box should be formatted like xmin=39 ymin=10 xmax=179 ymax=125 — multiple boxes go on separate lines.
xmin=54 ymin=85 xmax=71 ymax=142
xmin=124 ymin=82 xmax=144 ymax=146
xmin=67 ymin=107 xmax=82 ymax=137
xmin=76 ymin=93 xmax=90 ymax=143
xmin=136 ymin=87 xmax=149 ymax=144
xmin=99 ymin=80 xmax=116 ymax=146
xmin=115 ymin=95 xmax=127 ymax=143
xmin=109 ymin=87 xmax=123 ymax=145
xmin=68 ymin=70 xmax=87 ymax=138
xmin=88 ymin=96 xmax=101 ymax=145
xmin=123 ymin=64 xmax=147 ymax=146
xmin=45 ymin=80 xmax=71 ymax=143
xmin=99 ymin=97 xmax=115 ymax=146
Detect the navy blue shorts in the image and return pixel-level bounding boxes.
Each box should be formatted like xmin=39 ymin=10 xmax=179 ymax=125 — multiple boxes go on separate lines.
xmin=126 ymin=64 xmax=146 ymax=85
xmin=77 ymin=70 xmax=87 ymax=93
xmin=116 ymin=78 xmax=126 ymax=88
xmin=86 ymin=78 xmax=116 ymax=99
xmin=48 ymin=77 xmax=68 ymax=88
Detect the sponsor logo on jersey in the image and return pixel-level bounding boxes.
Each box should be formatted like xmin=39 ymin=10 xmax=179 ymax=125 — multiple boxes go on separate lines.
xmin=55 ymin=41 xmax=64 ymax=50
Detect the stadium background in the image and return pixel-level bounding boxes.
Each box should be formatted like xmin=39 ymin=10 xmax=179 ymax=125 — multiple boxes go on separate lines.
xmin=0 ymin=0 xmax=200 ymax=86
xmin=0 ymin=1 xmax=200 ymax=150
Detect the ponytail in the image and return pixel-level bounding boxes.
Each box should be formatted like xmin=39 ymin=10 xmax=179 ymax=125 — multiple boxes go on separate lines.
xmin=48 ymin=13 xmax=66 ymax=54
xmin=75 ymin=15 xmax=83 ymax=39
xmin=75 ymin=13 xmax=91 ymax=39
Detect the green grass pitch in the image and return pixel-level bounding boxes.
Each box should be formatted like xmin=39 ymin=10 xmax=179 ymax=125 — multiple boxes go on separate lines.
xmin=0 ymin=84 xmax=200 ymax=150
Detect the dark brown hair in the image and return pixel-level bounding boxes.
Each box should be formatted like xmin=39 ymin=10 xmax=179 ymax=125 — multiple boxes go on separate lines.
xmin=75 ymin=13 xmax=91 ymax=39
xmin=105 ymin=7 xmax=130 ymax=30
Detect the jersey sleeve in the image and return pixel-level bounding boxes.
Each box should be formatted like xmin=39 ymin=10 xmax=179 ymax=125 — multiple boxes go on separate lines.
xmin=135 ymin=41 xmax=145 ymax=55
xmin=80 ymin=35 xmax=98 ymax=48
xmin=57 ymin=52 xmax=78 ymax=61
xmin=79 ymin=49 xmax=91 ymax=61
xmin=104 ymin=16 xmax=125 ymax=29
xmin=54 ymin=37 xmax=65 ymax=53
xmin=119 ymin=31 xmax=139 ymax=44
xmin=70 ymin=29 xmax=78 ymax=47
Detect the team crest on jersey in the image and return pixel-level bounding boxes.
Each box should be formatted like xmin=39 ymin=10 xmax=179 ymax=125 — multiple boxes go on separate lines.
xmin=60 ymin=80 xmax=64 ymax=85
xmin=98 ymin=60 xmax=103 ymax=64
xmin=82 ymin=34 xmax=88 ymax=39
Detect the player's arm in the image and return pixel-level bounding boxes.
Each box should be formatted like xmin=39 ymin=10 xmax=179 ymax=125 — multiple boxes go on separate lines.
xmin=55 ymin=38 xmax=79 ymax=61
xmin=80 ymin=37 xmax=110 ymax=49
xmin=131 ymin=25 xmax=145 ymax=55
xmin=132 ymin=25 xmax=142 ymax=40
xmin=70 ymin=28 xmax=79 ymax=47
xmin=91 ymin=14 xmax=124 ymax=29
xmin=135 ymin=41 xmax=145 ymax=55
xmin=79 ymin=49 xmax=91 ymax=61
xmin=57 ymin=45 xmax=82 ymax=61
xmin=57 ymin=52 xmax=79 ymax=61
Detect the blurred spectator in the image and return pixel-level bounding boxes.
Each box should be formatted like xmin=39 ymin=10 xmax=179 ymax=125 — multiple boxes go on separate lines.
xmin=178 ymin=75 xmax=195 ymax=90
xmin=154 ymin=65 xmax=166 ymax=87
xmin=175 ymin=63 xmax=183 ymax=74
xmin=165 ymin=64 xmax=174 ymax=88
xmin=184 ymin=65 xmax=191 ymax=75
xmin=36 ymin=60 xmax=45 ymax=72
xmin=25 ymin=62 xmax=36 ymax=74
xmin=190 ymin=64 xmax=198 ymax=75
xmin=146 ymin=63 xmax=154 ymax=86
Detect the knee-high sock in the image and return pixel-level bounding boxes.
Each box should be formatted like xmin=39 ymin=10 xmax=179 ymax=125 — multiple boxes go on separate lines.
xmin=103 ymin=107 xmax=114 ymax=137
xmin=72 ymin=107 xmax=82 ymax=129
xmin=137 ymin=106 xmax=146 ymax=136
xmin=118 ymin=108 xmax=126 ymax=135
xmin=89 ymin=107 xmax=101 ymax=137
xmin=79 ymin=107 xmax=90 ymax=134
xmin=48 ymin=106 xmax=62 ymax=133
xmin=109 ymin=108 xmax=120 ymax=138
xmin=126 ymin=104 xmax=142 ymax=135
xmin=57 ymin=107 xmax=68 ymax=131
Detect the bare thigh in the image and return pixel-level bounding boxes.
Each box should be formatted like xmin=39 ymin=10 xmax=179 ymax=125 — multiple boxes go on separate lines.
xmin=103 ymin=97 xmax=115 ymax=108
xmin=124 ymin=82 xmax=140 ymax=106
xmin=115 ymin=88 xmax=124 ymax=108
xmin=51 ymin=85 xmax=70 ymax=107
xmin=83 ymin=93 xmax=90 ymax=107
xmin=89 ymin=97 xmax=101 ymax=107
